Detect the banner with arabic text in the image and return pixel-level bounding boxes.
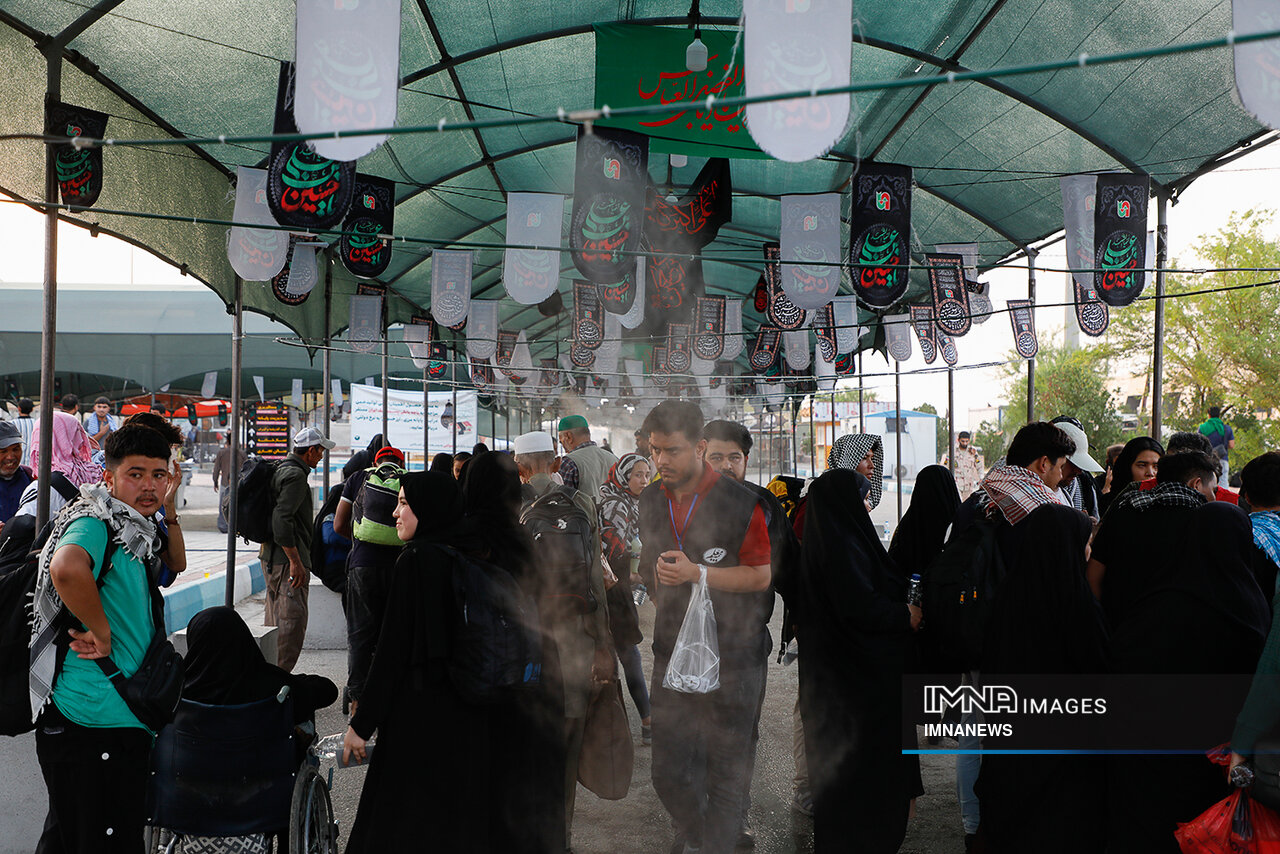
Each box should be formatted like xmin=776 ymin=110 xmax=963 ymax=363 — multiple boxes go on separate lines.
xmin=1093 ymin=173 xmax=1150 ymax=307
xmin=850 ymin=163 xmax=912 ymax=309
xmin=781 ymin=193 xmax=842 ymax=309
xmin=571 ymin=126 xmax=648 ymax=284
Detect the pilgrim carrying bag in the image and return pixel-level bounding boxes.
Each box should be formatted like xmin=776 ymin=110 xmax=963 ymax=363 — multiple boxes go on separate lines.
xmin=921 ymin=514 xmax=1006 ymax=673
xmin=663 ymin=571 xmax=720 ymax=694
xmin=577 ymin=676 xmax=634 ymax=800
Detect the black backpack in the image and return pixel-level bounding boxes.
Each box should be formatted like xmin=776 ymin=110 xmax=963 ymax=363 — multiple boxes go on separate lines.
xmin=0 ymin=513 xmax=115 ymax=736
xmin=445 ymin=546 xmax=541 ymax=704
xmin=309 ymin=485 xmax=348 ymax=595
xmin=920 ymin=513 xmax=1007 ymax=673
xmin=520 ymin=486 xmax=598 ymax=620
xmin=234 ymin=456 xmax=287 ymax=544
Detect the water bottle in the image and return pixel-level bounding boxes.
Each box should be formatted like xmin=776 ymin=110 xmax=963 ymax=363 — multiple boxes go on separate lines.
xmin=907 ymin=573 xmax=923 ymax=607
xmin=633 ymin=582 xmax=649 ymax=607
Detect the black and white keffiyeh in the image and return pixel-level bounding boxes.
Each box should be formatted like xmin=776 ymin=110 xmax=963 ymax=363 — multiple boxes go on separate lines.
xmin=827 ymin=434 xmax=884 ymax=509
xmin=1122 ymin=481 xmax=1207 ymax=513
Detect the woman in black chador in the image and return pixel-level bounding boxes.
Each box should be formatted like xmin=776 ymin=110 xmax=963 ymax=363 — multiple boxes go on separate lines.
xmin=796 ymin=468 xmax=918 ymax=853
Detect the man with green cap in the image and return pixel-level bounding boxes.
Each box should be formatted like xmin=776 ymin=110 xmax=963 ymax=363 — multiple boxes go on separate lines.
xmin=557 ymin=414 xmax=618 ymax=507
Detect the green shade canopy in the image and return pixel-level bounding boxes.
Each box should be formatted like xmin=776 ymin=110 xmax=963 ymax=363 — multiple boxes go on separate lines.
xmin=0 ymin=0 xmax=1272 ymax=372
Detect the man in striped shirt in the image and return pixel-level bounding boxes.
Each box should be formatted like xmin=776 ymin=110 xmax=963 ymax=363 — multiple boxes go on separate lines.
xmin=13 ymin=398 xmax=35 ymax=468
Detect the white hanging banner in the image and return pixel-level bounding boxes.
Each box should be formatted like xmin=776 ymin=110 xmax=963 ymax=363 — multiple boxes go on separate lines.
xmin=253 ymin=376 xmax=266 ymax=403
xmin=780 ymin=193 xmax=842 ymax=309
xmin=1233 ymin=0 xmax=1280 ymax=130
xmin=331 ymin=379 xmax=344 ymax=407
xmin=201 ymin=371 xmax=218 ymax=399
xmin=228 ymin=166 xmax=288 ymax=281
xmin=276 ymin=241 xmax=320 ymax=301
xmin=722 ymin=298 xmax=744 ymax=361
xmin=619 ymin=256 xmax=647 ymax=330
xmin=351 ymin=384 xmax=479 ymax=454
xmin=594 ymin=313 xmax=623 ymax=378
xmin=403 ymin=323 xmax=430 ymax=369
xmin=510 ymin=330 xmax=534 ymax=380
xmin=815 ymin=344 xmax=837 ymax=391
xmin=348 ymin=294 xmax=382 ymax=353
xmin=690 ymin=354 xmax=714 ymax=377
xmin=294 ymin=0 xmax=401 ymax=161
xmin=1060 ymin=175 xmax=1110 ymax=337
xmin=504 ymin=192 xmax=564 ymax=304
xmin=291 ymin=378 xmax=304 ymax=406
xmin=466 ymin=300 xmax=498 ymax=359
xmin=833 ymin=296 xmax=859 ymax=353
xmin=625 ymin=359 xmax=646 ymax=400
xmin=744 ymin=0 xmax=852 ymax=162
xmin=784 ymin=329 xmax=811 ymax=370
xmin=431 ymin=249 xmax=472 ymax=327
xmin=759 ymin=381 xmax=786 ymax=407
xmin=884 ymin=313 xmax=914 ymax=363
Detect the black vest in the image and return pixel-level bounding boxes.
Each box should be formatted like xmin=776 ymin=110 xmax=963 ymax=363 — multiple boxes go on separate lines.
xmin=640 ymin=473 xmax=773 ymax=669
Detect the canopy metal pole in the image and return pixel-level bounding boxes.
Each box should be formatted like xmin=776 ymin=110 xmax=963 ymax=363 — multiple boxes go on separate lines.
xmin=451 ymin=384 xmax=458 ymax=455
xmin=790 ymin=401 xmax=798 ymax=475
xmin=1026 ymin=250 xmax=1038 ymax=424
xmin=858 ymin=352 xmax=866 ymax=434
xmin=380 ymin=311 xmax=389 ymax=440
xmin=895 ymin=359 xmax=903 ymax=525
xmin=1152 ymin=193 xmax=1169 ymax=439
xmin=321 ymin=257 xmax=332 ymax=495
xmin=808 ymin=394 xmax=816 ymax=478
xmin=224 ymin=278 xmax=244 ymax=607
xmin=948 ymin=368 xmax=956 ymax=474
xmin=423 ymin=367 xmax=430 ymax=465
xmin=35 ymin=50 xmax=62 ymax=531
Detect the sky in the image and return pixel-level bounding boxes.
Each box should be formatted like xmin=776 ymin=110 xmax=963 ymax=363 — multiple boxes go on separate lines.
xmin=3 ymin=142 xmax=1279 ymax=429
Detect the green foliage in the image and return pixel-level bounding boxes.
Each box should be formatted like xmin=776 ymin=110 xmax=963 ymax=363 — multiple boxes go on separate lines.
xmin=916 ymin=402 xmax=951 ymax=459
xmin=974 ymin=418 xmax=1009 ymax=462
xmin=1002 ymin=342 xmax=1124 ymax=454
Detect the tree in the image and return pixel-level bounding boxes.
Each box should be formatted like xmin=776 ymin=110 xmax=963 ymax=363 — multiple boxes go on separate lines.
xmin=916 ymin=402 xmax=950 ymax=460
xmin=1002 ymin=341 xmax=1124 ymax=454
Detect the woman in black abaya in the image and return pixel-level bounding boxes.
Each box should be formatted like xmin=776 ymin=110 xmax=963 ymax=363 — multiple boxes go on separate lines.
xmin=797 ymin=468 xmax=918 ymax=853
xmin=888 ymin=464 xmax=960 ymax=581
xmin=342 ymin=471 xmax=500 ymax=854
xmin=1097 ymin=436 xmax=1163 ymax=515
xmin=1107 ymin=502 xmax=1270 ymax=852
xmin=975 ymin=504 xmax=1108 ymax=853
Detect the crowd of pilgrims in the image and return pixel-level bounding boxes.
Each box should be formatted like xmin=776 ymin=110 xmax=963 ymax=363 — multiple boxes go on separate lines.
xmin=178 ymin=402 xmax=1280 ymax=853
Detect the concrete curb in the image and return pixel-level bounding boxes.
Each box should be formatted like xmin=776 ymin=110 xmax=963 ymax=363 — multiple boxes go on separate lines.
xmin=162 ymin=560 xmax=265 ymax=634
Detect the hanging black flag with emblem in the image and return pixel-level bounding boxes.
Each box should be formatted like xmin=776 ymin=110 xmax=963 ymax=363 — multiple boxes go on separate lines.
xmin=814 ymin=302 xmax=838 ymax=364
xmin=1007 ymin=299 xmax=1039 ymax=359
xmin=47 ymin=102 xmax=107 ymax=208
xmin=267 ymin=62 xmax=356 ymax=230
xmin=341 ymin=175 xmax=395 ymax=279
xmin=927 ymin=253 xmax=972 ymax=337
xmin=1093 ymin=173 xmax=1150 ymax=307
xmin=574 ymin=281 xmax=605 ymax=349
xmin=850 ymin=163 xmax=912 ymax=309
xmin=749 ymin=325 xmax=782 ymax=374
xmin=570 ymin=126 xmax=648 ymax=285
xmin=909 ymin=305 xmax=938 ymax=365
xmin=763 ymin=243 xmax=807 ymax=331
xmin=667 ymin=323 xmax=692 ymax=373
xmin=694 ymin=296 xmax=726 ymax=361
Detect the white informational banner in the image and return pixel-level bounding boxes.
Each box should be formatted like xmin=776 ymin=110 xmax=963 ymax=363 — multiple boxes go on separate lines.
xmin=350 ymin=383 xmax=479 ymax=454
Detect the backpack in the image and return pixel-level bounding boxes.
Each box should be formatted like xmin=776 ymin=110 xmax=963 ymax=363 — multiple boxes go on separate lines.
xmin=351 ymin=463 xmax=405 ymax=547
xmin=0 ymin=512 xmax=115 ymax=736
xmin=520 ymin=486 xmax=598 ymax=620
xmin=309 ymin=485 xmax=349 ymax=594
xmin=445 ymin=546 xmax=542 ymax=704
xmin=920 ymin=512 xmax=1008 ymax=673
xmin=235 ymin=456 xmax=305 ymax=544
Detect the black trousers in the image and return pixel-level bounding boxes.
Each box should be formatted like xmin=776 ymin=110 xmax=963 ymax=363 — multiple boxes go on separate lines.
xmin=35 ymin=706 xmax=152 ymax=854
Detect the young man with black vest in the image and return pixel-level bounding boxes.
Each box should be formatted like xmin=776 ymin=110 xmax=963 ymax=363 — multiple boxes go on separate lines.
xmin=639 ymin=401 xmax=773 ymax=854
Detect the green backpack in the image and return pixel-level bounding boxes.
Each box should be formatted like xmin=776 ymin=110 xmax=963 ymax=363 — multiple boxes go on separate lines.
xmin=352 ymin=462 xmax=406 ymax=547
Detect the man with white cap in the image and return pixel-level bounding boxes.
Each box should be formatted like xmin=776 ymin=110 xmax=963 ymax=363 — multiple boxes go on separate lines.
xmin=1050 ymin=416 xmax=1104 ymax=520
xmin=261 ymin=426 xmax=334 ymax=671
xmin=513 ymin=431 xmax=612 ymax=852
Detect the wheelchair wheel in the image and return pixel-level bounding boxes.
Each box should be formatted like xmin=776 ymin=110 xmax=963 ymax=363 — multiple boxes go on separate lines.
xmin=288 ymin=764 xmax=337 ymax=854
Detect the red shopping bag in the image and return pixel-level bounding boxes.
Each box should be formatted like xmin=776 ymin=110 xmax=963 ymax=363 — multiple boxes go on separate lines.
xmin=1176 ymin=789 xmax=1280 ymax=853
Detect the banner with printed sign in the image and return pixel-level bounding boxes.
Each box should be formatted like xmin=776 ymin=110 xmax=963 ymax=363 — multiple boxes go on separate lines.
xmin=351 ymin=384 xmax=477 ymax=454
xmin=750 ymin=325 xmax=782 ymax=374
xmin=815 ymin=344 xmax=836 ymax=391
xmin=781 ymin=193 xmax=842 ymax=309
xmin=651 ymin=346 xmax=670 ymax=388
xmin=814 ymin=302 xmax=838 ymax=363
xmin=1007 ymin=299 xmax=1039 ymax=359
xmin=784 ymin=329 xmax=811 ymax=371
xmin=348 ymin=293 xmax=382 ymax=354
xmin=570 ymin=343 xmax=596 ymax=370
xmin=743 ymin=0 xmax=851 ymax=162
xmin=267 ymin=63 xmax=356 ymax=231
xmin=832 ymin=296 xmax=859 ymax=353
xmin=340 ymin=175 xmax=394 ymax=279
xmin=1060 ymin=175 xmax=1110 ymax=336
xmin=504 ymin=192 xmax=564 ymax=305
xmin=496 ymin=329 xmax=518 ymax=376
xmin=229 ymin=166 xmax=289 ymax=281
xmin=763 ymin=243 xmax=808 ymax=330
xmin=1093 ymin=173 xmax=1150 ymax=307
xmin=850 ymin=163 xmax=912 ymax=309
xmin=884 ymin=313 xmax=913 ymax=363
xmin=909 ymin=305 xmax=937 ymax=365
xmin=574 ymin=280 xmax=605 ymax=349
xmin=667 ymin=323 xmax=693 ymax=374
xmin=937 ymin=328 xmax=958 ymax=367
xmin=47 ymin=102 xmax=107 ymax=208
xmin=693 ymin=295 xmax=726 ymax=360
xmin=430 ymin=249 xmax=471 ymax=328
xmin=571 ymin=126 xmax=648 ymax=284
xmin=470 ymin=357 xmax=495 ymax=394
xmin=271 ymin=238 xmax=319 ymax=305
xmin=927 ymin=253 xmax=972 ymax=337
xmin=466 ymin=300 xmax=498 ymax=359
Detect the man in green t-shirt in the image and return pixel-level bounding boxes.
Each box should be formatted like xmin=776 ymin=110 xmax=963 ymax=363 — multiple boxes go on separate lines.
xmin=35 ymin=424 xmax=172 ymax=854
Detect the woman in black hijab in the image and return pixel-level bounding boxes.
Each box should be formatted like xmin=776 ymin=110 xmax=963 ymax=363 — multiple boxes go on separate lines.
xmin=184 ymin=607 xmax=338 ymax=722
xmin=889 ymin=465 xmax=960 ymax=581
xmin=343 ymin=433 xmax=386 ymax=480
xmin=429 ymin=452 xmax=454 ymax=475
xmin=1107 ymin=502 xmax=1270 ymax=851
xmin=1098 ymin=436 xmax=1163 ymax=515
xmin=797 ymin=468 xmax=919 ymax=853
xmin=975 ymin=504 xmax=1108 ymax=853
xmin=342 ymin=471 xmax=504 ymax=853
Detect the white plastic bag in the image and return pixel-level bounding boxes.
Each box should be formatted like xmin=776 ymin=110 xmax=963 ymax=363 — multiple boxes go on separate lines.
xmin=662 ymin=568 xmax=720 ymax=693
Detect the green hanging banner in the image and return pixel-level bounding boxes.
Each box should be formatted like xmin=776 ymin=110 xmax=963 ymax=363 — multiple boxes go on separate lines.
xmin=593 ymin=23 xmax=768 ymax=160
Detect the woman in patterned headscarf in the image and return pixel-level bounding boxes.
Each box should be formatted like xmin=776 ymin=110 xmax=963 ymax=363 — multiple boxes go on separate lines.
xmin=597 ymin=452 xmax=653 ymax=741
xmin=827 ymin=433 xmax=884 ymax=510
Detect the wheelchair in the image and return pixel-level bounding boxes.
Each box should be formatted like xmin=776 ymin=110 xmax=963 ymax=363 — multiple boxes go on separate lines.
xmin=143 ymin=694 xmax=339 ymax=854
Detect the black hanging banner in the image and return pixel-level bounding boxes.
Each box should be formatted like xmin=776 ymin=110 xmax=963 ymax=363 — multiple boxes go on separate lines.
xmin=937 ymin=328 xmax=959 ymax=367
xmin=340 ymin=175 xmax=395 ymax=279
xmin=814 ymin=302 xmax=838 ymax=364
xmin=574 ymin=280 xmax=605 ymax=349
xmin=1075 ymin=277 xmax=1110 ymax=337
xmin=412 ymin=315 xmax=449 ymax=380
xmin=470 ymin=357 xmax=495 ymax=394
xmin=571 ymin=343 xmax=597 ymax=369
xmin=667 ymin=323 xmax=692 ymax=373
xmin=752 ymin=276 xmax=768 ymax=314
xmin=909 ymin=305 xmax=938 ymax=365
xmin=496 ymin=329 xmax=519 ymax=377
xmin=643 ymin=158 xmax=733 ymax=330
xmin=651 ymin=346 xmax=671 ymax=388
xmin=267 ymin=62 xmax=357 ymax=230
xmin=539 ymin=358 xmax=562 ymax=393
xmin=1093 ymin=173 xmax=1151 ymax=307
xmin=570 ymin=126 xmax=648 ymax=284
xmin=835 ymin=352 xmax=857 ymax=376
xmin=47 ymin=102 xmax=107 ymax=208
xmin=693 ymin=296 xmax=726 ymax=361
xmin=749 ymin=325 xmax=782 ymax=374
xmin=1007 ymin=299 xmax=1039 ymax=359
xmin=763 ymin=243 xmax=807 ymax=331
xmin=849 ymin=163 xmax=912 ymax=309
xmin=926 ymin=253 xmax=972 ymax=336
